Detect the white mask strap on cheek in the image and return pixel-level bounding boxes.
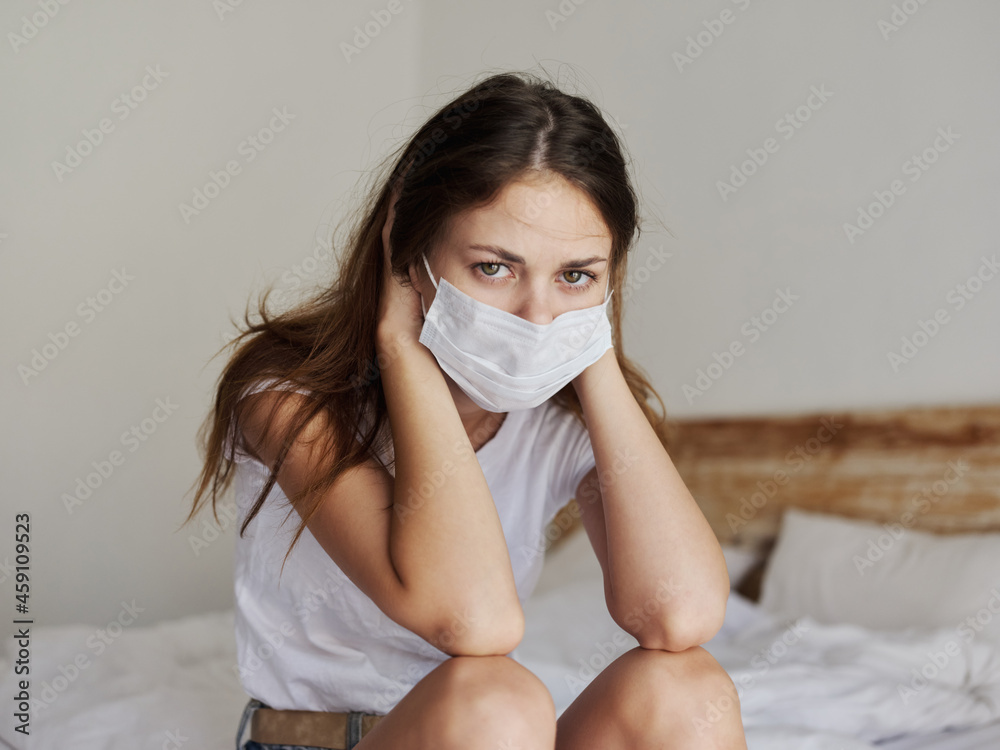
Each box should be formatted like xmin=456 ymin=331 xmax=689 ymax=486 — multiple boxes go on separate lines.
xmin=420 ymin=252 xmax=438 ymax=318
xmin=421 ymin=253 xmax=438 ymax=290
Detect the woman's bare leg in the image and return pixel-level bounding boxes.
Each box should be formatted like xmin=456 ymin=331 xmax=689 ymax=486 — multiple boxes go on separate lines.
xmin=356 ymin=654 xmax=557 ymax=750
xmin=555 ymin=645 xmax=747 ymax=750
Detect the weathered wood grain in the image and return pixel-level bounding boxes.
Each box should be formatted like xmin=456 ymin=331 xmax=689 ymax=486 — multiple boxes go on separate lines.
xmin=547 ymin=404 xmax=1000 ymax=578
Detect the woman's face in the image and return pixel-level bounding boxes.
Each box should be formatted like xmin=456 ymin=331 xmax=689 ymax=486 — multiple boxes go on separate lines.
xmin=415 ymin=173 xmax=613 ymax=323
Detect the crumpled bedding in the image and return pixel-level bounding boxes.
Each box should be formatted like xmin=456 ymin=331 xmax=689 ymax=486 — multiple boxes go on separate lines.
xmin=2 ymin=573 xmax=998 ymax=749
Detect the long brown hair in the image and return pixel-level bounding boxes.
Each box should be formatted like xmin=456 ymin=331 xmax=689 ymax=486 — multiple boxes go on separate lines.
xmin=182 ymin=70 xmax=671 ymax=570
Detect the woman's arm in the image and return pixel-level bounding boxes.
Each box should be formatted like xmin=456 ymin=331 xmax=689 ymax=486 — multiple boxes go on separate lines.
xmin=375 ymin=192 xmax=522 ymax=655
xmin=571 ymin=349 xmax=730 ymax=652
xmin=377 ymin=329 xmax=524 ymax=654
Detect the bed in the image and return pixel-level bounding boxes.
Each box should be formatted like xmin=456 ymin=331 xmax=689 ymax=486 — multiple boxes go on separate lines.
xmin=3 ymin=402 xmax=999 ymax=749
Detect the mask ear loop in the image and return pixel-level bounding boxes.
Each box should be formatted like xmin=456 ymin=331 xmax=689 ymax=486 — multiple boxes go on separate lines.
xmin=420 ymin=252 xmax=438 ymax=317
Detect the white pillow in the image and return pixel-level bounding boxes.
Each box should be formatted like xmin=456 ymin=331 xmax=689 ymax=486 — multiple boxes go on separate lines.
xmin=759 ymin=507 xmax=1000 ymax=641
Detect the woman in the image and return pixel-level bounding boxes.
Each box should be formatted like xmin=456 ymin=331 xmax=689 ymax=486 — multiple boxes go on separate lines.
xmin=185 ymin=70 xmax=747 ymax=750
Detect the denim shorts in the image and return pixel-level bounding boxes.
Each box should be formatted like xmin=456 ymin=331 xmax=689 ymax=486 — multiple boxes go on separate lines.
xmin=236 ymin=697 xmax=377 ymax=750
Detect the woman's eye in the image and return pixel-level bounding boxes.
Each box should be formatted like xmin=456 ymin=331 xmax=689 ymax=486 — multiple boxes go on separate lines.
xmin=474 ymin=261 xmax=512 ymax=282
xmin=563 ymin=270 xmax=598 ymax=290
xmin=475 ymin=261 xmax=596 ymax=291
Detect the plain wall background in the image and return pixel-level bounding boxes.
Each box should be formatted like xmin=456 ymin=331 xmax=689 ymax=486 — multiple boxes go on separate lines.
xmin=1 ymin=0 xmax=997 ymax=638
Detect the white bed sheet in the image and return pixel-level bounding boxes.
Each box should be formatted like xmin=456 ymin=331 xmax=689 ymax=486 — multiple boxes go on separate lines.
xmin=875 ymin=719 xmax=1000 ymax=749
xmin=519 ymin=533 xmax=1000 ymax=750
xmin=2 ymin=530 xmax=998 ymax=749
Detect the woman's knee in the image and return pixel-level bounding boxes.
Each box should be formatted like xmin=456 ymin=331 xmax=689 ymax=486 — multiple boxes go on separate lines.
xmin=434 ymin=655 xmax=556 ymax=747
xmin=612 ymin=645 xmax=742 ymax=737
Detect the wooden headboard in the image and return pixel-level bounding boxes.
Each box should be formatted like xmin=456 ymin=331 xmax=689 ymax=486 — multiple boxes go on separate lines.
xmin=550 ymin=403 xmax=1000 ymax=596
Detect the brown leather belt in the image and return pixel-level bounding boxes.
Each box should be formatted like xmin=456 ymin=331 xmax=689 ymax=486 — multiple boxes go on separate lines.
xmin=250 ymin=705 xmax=385 ymax=749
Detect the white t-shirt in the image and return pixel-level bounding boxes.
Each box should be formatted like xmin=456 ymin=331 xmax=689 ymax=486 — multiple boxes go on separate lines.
xmin=228 ymin=380 xmax=597 ymax=713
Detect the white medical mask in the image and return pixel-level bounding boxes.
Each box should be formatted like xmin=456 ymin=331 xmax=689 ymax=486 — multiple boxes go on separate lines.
xmin=417 ymin=252 xmax=614 ymax=412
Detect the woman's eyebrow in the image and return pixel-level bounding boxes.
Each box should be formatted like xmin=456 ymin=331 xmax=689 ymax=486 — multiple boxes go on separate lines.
xmin=467 ymin=243 xmax=608 ymax=267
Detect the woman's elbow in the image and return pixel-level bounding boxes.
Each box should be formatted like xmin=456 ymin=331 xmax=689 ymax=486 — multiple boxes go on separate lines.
xmin=426 ymin=602 xmax=525 ymax=656
xmin=626 ymin=600 xmax=728 ymax=653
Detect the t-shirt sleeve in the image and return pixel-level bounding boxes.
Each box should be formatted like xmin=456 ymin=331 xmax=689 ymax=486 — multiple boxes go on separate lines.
xmin=545 ymin=410 xmax=597 ymax=526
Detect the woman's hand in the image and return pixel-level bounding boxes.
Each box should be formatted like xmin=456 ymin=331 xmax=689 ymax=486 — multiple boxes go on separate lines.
xmin=376 ymin=189 xmax=426 ymax=346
